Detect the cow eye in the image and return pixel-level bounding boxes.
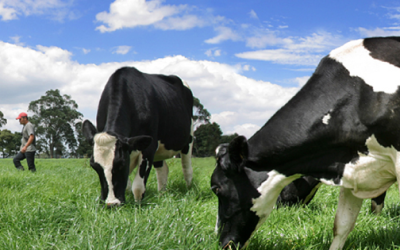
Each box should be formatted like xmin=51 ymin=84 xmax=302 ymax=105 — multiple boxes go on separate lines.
xmin=211 ymin=185 xmax=220 ymax=195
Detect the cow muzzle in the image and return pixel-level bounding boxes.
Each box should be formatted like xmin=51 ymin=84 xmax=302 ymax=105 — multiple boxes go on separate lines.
xmin=106 ymin=198 xmax=122 ymax=208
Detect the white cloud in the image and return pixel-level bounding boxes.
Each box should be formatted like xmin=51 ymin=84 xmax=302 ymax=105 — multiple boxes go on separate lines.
xmin=0 ymin=0 xmax=75 ymax=21
xmin=154 ymin=14 xmax=206 ymax=30
xmin=294 ymin=76 xmax=310 ymax=87
xmin=82 ymin=48 xmax=90 ymax=54
xmin=231 ymin=124 xmax=261 ymax=138
xmin=205 ymin=26 xmax=241 ymax=44
xmin=249 ymin=10 xmax=258 ymax=19
xmin=237 ymin=32 xmax=345 ymax=66
xmin=0 ymin=2 xmax=17 ymax=20
xmin=246 ymin=32 xmax=292 ymax=49
xmin=112 ymin=45 xmax=132 ymax=55
xmin=0 ymin=41 xmax=298 ymax=137
xmin=357 ymin=27 xmax=400 ymax=37
xmin=205 ymin=48 xmax=221 ymax=57
xmin=9 ymin=35 xmax=23 ymax=45
xmin=95 ymin=0 xmax=205 ymax=32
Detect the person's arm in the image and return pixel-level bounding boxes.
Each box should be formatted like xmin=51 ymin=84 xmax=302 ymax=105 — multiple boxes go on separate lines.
xmin=21 ymin=134 xmax=34 ymax=153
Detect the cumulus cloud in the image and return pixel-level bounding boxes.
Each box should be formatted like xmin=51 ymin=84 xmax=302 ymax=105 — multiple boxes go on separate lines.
xmin=0 ymin=41 xmax=298 ymax=137
xmin=0 ymin=0 xmax=75 ymax=21
xmin=95 ymin=0 xmax=205 ymax=32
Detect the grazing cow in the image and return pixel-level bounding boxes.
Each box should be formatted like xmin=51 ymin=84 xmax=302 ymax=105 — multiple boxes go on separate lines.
xmin=211 ymin=37 xmax=400 ymax=250
xmin=278 ymin=176 xmax=386 ymax=214
xmin=82 ymin=67 xmax=193 ymax=206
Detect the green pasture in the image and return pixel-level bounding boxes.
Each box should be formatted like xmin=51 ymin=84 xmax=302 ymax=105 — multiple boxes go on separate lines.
xmin=0 ymin=158 xmax=400 ymax=249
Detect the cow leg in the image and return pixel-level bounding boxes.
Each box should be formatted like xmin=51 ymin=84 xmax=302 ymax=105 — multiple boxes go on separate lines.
xmin=181 ymin=153 xmax=193 ymax=187
xmin=330 ymin=187 xmax=363 ymax=250
xmin=181 ymin=122 xmax=194 ymax=187
xmin=132 ymin=154 xmax=150 ymax=202
xmin=127 ymin=151 xmax=141 ymax=191
xmin=154 ymin=161 xmax=169 ymax=192
xmin=371 ymin=191 xmax=386 ymax=214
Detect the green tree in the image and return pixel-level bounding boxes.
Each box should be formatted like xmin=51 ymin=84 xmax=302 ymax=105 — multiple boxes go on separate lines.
xmin=220 ymin=133 xmax=239 ymax=144
xmin=0 ymin=129 xmax=15 ymax=158
xmin=193 ymin=97 xmax=211 ymax=127
xmin=0 ymin=111 xmax=7 ymax=128
xmin=12 ymin=132 xmax=22 ymax=156
xmin=28 ymin=89 xmax=83 ymax=158
xmin=193 ymin=122 xmax=223 ymax=157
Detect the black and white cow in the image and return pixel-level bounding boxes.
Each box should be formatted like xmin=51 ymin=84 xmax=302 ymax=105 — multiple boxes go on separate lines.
xmin=211 ymin=37 xmax=400 ymax=250
xmin=82 ymin=67 xmax=193 ymax=206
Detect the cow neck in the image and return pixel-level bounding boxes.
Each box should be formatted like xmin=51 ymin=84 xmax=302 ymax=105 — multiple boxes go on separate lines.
xmin=244 ymin=62 xmax=366 ymax=174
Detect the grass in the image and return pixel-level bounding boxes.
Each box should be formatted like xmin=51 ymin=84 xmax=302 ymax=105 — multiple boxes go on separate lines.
xmin=0 ymin=157 xmax=399 ymax=249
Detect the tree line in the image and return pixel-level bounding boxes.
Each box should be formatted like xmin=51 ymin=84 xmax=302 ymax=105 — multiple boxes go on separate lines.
xmin=0 ymin=90 xmax=236 ymax=158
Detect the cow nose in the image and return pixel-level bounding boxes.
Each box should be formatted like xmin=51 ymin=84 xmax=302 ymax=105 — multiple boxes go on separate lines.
xmin=105 ymin=198 xmax=122 ymax=208
xmin=106 ymin=202 xmax=123 ymax=208
xmin=222 ymin=240 xmax=238 ymax=250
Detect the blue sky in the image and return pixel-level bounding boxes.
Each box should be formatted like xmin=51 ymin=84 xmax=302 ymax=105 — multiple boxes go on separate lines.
xmin=1 ymin=0 xmax=400 ymax=137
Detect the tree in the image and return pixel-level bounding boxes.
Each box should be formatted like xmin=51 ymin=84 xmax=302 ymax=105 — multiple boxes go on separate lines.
xmin=221 ymin=133 xmax=239 ymax=144
xmin=0 ymin=129 xmax=17 ymax=158
xmin=193 ymin=122 xmax=223 ymax=157
xmin=193 ymin=97 xmax=211 ymax=128
xmin=0 ymin=111 xmax=6 ymax=128
xmin=28 ymin=89 xmax=83 ymax=158
xmin=75 ymin=121 xmax=93 ymax=158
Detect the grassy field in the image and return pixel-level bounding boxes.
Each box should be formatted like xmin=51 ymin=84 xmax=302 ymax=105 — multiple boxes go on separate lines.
xmin=0 ymin=158 xmax=400 ymax=249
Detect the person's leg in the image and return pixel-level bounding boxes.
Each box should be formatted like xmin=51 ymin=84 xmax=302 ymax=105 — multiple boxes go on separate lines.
xmin=25 ymin=151 xmax=36 ymax=172
xmin=13 ymin=152 xmax=26 ymax=170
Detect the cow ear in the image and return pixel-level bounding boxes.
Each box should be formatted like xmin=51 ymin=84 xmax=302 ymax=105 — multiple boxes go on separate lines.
xmin=82 ymin=120 xmax=97 ymax=145
xmin=228 ymin=136 xmax=248 ymax=172
xmin=125 ymin=135 xmax=153 ymax=151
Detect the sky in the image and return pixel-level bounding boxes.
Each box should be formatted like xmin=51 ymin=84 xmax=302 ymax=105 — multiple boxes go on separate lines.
xmin=1 ymin=0 xmax=400 ymax=138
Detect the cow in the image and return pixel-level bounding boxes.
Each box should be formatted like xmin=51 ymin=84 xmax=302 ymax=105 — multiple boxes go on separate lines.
xmin=211 ymin=36 xmax=400 ymax=250
xmin=278 ymin=176 xmax=387 ymax=214
xmin=82 ymin=67 xmax=193 ymax=207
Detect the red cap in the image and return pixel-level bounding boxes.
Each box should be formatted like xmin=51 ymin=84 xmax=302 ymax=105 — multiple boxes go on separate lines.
xmin=16 ymin=112 xmax=28 ymax=120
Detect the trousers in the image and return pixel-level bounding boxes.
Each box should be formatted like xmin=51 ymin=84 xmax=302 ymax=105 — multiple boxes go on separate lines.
xmin=13 ymin=151 xmax=36 ymax=172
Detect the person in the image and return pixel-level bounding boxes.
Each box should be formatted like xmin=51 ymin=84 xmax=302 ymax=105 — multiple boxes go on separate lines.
xmin=13 ymin=112 xmax=36 ymax=172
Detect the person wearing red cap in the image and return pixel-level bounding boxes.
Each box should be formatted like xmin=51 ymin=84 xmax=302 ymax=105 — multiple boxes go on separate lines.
xmin=13 ymin=112 xmax=36 ymax=172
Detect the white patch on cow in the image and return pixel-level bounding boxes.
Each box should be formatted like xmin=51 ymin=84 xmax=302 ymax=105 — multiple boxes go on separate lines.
xmin=93 ymin=132 xmax=120 ymax=205
xmin=250 ymin=171 xmax=301 ymax=231
xmin=329 ymin=39 xmax=400 ymax=94
xmin=215 ymin=214 xmax=220 ymax=234
xmin=215 ymin=144 xmax=224 ymax=155
xmin=132 ymin=156 xmax=146 ymax=202
xmin=322 ymin=113 xmax=331 ymax=125
xmin=341 ymin=135 xmax=397 ymax=199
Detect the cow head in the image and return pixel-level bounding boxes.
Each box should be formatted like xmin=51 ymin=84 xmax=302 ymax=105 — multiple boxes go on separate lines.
xmin=82 ymin=120 xmax=152 ymax=207
xmin=211 ymin=136 xmax=261 ymax=249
